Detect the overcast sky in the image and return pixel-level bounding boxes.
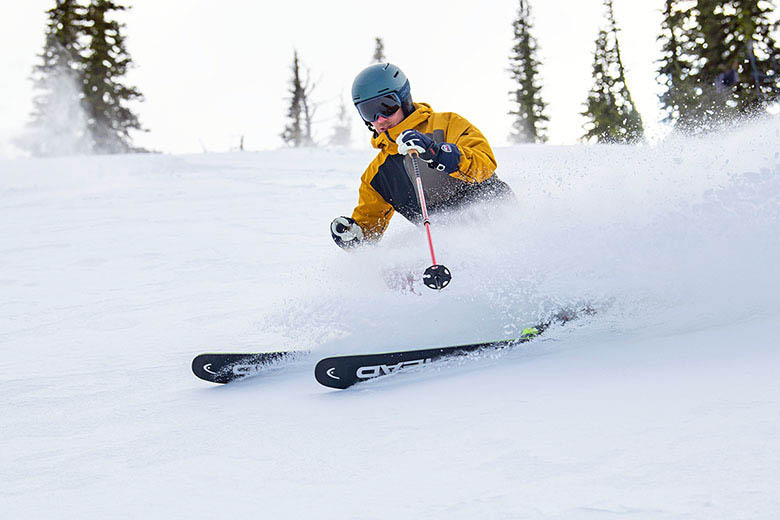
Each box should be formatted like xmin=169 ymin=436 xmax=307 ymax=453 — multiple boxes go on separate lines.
xmin=2 ymin=0 xmax=675 ymax=156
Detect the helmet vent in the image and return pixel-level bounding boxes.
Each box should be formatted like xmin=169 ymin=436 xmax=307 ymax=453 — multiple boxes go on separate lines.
xmin=377 ymin=87 xmax=390 ymax=93
xmin=393 ymin=71 xmax=399 ymax=77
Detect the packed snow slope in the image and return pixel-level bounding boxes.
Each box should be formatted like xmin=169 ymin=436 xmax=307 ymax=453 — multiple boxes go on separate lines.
xmin=2 ymin=118 xmax=780 ymax=519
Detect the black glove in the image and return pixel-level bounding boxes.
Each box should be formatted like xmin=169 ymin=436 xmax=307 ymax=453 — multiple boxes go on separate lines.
xmin=396 ymin=129 xmax=461 ymax=174
xmin=396 ymin=129 xmax=437 ymax=161
xmin=330 ymin=216 xmax=364 ymax=249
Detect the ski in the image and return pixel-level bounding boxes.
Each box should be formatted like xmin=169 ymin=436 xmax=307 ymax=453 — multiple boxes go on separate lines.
xmin=194 ymin=308 xmax=594 ymax=386
xmin=192 ymin=351 xmax=305 ymax=384
xmin=314 ymin=325 xmax=547 ymax=390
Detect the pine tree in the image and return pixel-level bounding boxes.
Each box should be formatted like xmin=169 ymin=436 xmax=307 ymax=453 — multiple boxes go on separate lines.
xmin=328 ymin=96 xmax=352 ymax=147
xmin=507 ymin=0 xmax=548 ymax=144
xmin=281 ymin=51 xmax=303 ymax=147
xmin=581 ymin=0 xmax=644 ymax=143
xmin=301 ymin=79 xmax=316 ymax=147
xmin=661 ymin=0 xmax=780 ymax=132
xmin=24 ymin=0 xmax=91 ymax=157
xmin=686 ymin=0 xmax=740 ymax=125
xmin=281 ymin=50 xmax=316 ymax=147
xmin=373 ymin=37 xmax=386 ymax=63
xmin=81 ymin=0 xmax=144 ymax=154
xmin=657 ymin=0 xmax=699 ymax=130
xmin=724 ymin=0 xmax=780 ymax=113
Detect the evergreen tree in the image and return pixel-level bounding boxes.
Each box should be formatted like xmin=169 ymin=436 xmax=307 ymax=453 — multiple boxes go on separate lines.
xmin=581 ymin=0 xmax=644 ymax=143
xmin=328 ymin=96 xmax=352 ymax=147
xmin=660 ymin=0 xmax=780 ymax=132
xmin=281 ymin=50 xmax=316 ymax=147
xmin=81 ymin=0 xmax=144 ymax=154
xmin=301 ymin=79 xmax=316 ymax=147
xmin=281 ymin=51 xmax=303 ymax=147
xmin=687 ymin=0 xmax=740 ymax=125
xmin=656 ymin=0 xmax=699 ymax=130
xmin=507 ymin=0 xmax=548 ymax=144
xmin=25 ymin=0 xmax=90 ymax=157
xmin=373 ymin=37 xmax=386 ymax=63
xmin=720 ymin=0 xmax=780 ymax=113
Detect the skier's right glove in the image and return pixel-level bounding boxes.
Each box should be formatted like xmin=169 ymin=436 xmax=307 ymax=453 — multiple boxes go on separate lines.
xmin=397 ymin=129 xmax=461 ymax=174
xmin=396 ymin=129 xmax=437 ymax=162
xmin=330 ymin=216 xmax=364 ymax=249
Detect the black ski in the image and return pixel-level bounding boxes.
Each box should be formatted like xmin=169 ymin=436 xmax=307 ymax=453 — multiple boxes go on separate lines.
xmin=314 ymin=325 xmax=547 ymax=390
xmin=192 ymin=351 xmax=304 ymax=384
xmin=194 ymin=308 xmax=594 ymax=386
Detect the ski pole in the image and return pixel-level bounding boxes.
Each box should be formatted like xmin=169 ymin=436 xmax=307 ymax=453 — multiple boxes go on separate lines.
xmin=408 ymin=149 xmax=452 ymax=290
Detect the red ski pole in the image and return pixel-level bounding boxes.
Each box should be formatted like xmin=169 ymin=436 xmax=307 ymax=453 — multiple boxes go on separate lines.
xmin=409 ymin=149 xmax=452 ymax=290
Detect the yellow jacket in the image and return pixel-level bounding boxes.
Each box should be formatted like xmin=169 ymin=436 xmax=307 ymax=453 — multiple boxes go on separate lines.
xmin=352 ymin=103 xmax=503 ymax=240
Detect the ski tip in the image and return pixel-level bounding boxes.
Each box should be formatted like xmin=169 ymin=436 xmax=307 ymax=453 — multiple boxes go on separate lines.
xmin=191 ymin=351 xmax=300 ymax=385
xmin=314 ymin=357 xmax=355 ymax=390
xmin=192 ymin=354 xmax=227 ymax=384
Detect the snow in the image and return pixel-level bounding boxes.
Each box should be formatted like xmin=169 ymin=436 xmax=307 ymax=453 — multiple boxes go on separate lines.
xmin=2 ymin=118 xmax=780 ymax=518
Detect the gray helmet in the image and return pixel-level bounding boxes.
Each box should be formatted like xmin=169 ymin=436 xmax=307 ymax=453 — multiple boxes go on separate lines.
xmin=351 ymin=63 xmax=414 ymax=116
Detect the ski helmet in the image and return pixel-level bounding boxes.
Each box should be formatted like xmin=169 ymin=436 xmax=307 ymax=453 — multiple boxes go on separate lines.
xmin=351 ymin=63 xmax=414 ymax=121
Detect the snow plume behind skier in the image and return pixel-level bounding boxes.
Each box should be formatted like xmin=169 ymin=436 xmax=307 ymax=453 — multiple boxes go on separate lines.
xmin=252 ymin=114 xmax=780 ymax=359
xmin=330 ymin=63 xmax=514 ymax=251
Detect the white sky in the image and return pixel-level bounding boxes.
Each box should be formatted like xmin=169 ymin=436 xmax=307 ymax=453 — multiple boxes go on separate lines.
xmin=1 ymin=0 xmax=670 ymax=155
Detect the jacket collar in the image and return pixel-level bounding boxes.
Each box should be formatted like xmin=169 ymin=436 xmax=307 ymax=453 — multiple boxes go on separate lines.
xmin=371 ymin=103 xmax=433 ymax=153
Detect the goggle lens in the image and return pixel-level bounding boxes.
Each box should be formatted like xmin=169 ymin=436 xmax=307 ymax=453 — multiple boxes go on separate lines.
xmin=355 ymin=93 xmax=402 ymax=122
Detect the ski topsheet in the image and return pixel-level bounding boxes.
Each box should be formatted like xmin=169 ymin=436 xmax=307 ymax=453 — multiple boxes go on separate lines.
xmin=192 ymin=351 xmax=303 ymax=384
xmin=314 ymin=326 xmax=546 ymax=390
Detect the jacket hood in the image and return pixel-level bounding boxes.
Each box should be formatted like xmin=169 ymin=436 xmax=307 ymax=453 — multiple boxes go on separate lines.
xmin=371 ymin=103 xmax=433 ymax=153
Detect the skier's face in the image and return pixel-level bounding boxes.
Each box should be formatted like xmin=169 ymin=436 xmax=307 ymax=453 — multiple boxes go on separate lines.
xmin=371 ymin=107 xmax=404 ymax=133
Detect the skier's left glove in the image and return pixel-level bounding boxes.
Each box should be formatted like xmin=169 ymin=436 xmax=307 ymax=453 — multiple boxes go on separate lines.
xmin=330 ymin=216 xmax=364 ymax=249
xmin=396 ymin=129 xmax=461 ymax=174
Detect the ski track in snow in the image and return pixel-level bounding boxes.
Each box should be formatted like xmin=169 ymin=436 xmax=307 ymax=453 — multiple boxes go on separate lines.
xmin=1 ymin=120 xmax=780 ymax=518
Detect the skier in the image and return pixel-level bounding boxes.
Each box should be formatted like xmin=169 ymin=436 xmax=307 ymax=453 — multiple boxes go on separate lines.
xmin=331 ymin=63 xmax=513 ymax=249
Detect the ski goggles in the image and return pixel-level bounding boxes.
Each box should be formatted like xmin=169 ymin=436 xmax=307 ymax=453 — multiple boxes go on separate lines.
xmin=355 ymin=93 xmax=402 ymax=122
